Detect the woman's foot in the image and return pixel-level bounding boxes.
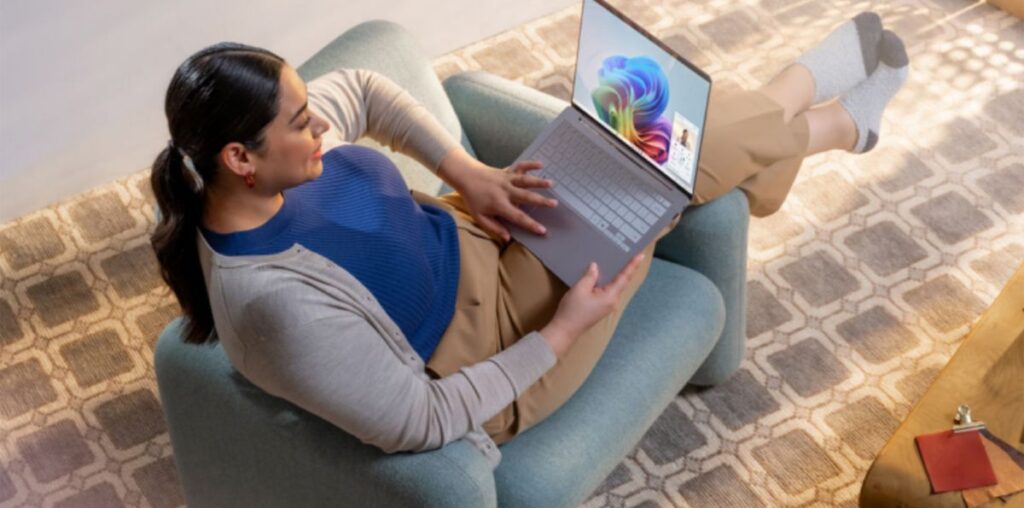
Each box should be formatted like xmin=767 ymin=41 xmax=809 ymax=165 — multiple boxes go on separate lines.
xmin=795 ymin=11 xmax=884 ymax=104
xmin=838 ymin=30 xmax=910 ymax=153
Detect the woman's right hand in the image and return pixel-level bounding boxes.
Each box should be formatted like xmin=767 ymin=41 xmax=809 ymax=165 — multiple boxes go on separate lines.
xmin=539 ymin=253 xmax=646 ymax=357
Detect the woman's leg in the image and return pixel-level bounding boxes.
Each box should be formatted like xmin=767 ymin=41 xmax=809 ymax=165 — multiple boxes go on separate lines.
xmin=426 ymin=55 xmax=856 ymax=442
xmin=693 ymin=15 xmax=912 ymax=217
xmin=418 ymin=189 xmax=683 ymax=444
xmin=757 ymin=64 xmax=816 ymax=124
xmin=422 ymin=16 xmax=909 ymax=442
xmin=420 ymin=191 xmax=507 ymax=384
xmin=425 ymin=64 xmax=858 ymax=441
xmin=759 ymin=64 xmax=859 ymax=155
xmin=689 ymin=86 xmax=814 ymax=217
xmin=485 ymin=216 xmax=682 ymax=444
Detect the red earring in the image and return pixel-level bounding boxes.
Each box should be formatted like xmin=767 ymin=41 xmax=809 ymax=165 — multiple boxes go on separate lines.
xmin=244 ymin=173 xmax=256 ymax=189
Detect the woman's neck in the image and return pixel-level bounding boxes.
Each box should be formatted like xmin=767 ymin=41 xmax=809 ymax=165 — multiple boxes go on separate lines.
xmin=202 ymin=188 xmax=284 ymax=234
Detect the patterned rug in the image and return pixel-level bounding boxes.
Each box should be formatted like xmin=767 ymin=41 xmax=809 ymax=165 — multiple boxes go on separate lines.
xmin=1 ymin=0 xmax=1021 ymax=506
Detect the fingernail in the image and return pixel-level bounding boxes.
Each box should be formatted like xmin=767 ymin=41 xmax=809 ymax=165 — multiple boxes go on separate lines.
xmin=549 ymin=199 xmax=558 ymax=206
xmin=538 ymin=226 xmax=547 ymax=234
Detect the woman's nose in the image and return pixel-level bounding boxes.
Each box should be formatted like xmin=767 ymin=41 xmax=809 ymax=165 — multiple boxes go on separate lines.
xmin=314 ymin=115 xmax=331 ymax=136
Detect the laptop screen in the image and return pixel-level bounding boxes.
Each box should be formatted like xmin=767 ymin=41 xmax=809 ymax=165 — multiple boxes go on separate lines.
xmin=571 ymin=0 xmax=711 ymax=195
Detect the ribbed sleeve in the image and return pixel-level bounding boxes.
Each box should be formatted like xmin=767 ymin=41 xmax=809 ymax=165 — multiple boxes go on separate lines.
xmin=486 ymin=331 xmax=558 ymax=398
xmin=307 ymin=68 xmax=461 ymax=173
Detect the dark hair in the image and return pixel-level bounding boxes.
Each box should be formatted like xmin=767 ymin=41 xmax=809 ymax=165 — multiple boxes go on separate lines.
xmin=150 ymin=42 xmax=286 ymax=344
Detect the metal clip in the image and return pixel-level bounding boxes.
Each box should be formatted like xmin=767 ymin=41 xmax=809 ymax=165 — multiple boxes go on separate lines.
xmin=952 ymin=404 xmax=986 ymax=433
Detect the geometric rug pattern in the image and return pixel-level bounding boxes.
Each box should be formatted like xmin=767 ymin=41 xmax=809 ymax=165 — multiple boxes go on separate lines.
xmin=1 ymin=0 xmax=1021 ymax=506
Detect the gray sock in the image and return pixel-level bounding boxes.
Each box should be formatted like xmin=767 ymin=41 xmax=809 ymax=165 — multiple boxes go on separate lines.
xmin=839 ymin=30 xmax=910 ymax=153
xmin=795 ymin=12 xmax=883 ymax=103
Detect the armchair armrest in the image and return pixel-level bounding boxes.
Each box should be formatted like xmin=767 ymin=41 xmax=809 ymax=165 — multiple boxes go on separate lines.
xmin=654 ymin=189 xmax=749 ymax=386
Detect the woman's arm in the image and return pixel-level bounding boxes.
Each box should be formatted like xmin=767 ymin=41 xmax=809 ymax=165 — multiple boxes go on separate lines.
xmin=305 ymin=67 xmax=558 ymax=240
xmin=306 ymin=68 xmax=460 ymax=175
xmin=237 ymin=286 xmax=557 ymax=454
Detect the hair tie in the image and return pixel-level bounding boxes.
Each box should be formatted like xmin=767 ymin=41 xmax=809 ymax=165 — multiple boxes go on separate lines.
xmin=169 ymin=139 xmax=204 ymax=192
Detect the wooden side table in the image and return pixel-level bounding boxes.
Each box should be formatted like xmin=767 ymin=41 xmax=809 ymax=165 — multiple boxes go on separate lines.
xmin=860 ymin=263 xmax=1024 ymax=507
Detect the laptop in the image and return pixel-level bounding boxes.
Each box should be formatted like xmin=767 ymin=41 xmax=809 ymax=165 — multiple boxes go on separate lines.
xmin=508 ymin=0 xmax=713 ymax=286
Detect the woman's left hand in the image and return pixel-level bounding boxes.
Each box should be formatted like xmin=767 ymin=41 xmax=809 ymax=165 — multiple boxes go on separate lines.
xmin=438 ymin=149 xmax=559 ymax=242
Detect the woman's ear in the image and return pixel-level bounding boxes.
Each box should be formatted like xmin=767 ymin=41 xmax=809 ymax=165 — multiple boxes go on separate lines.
xmin=218 ymin=141 xmax=258 ymax=178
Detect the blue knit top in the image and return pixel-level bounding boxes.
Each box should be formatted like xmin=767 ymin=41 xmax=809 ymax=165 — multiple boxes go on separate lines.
xmin=200 ymin=145 xmax=460 ymax=361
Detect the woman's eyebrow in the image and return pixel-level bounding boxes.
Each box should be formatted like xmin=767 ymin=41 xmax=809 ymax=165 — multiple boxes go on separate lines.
xmin=289 ymin=102 xmax=308 ymax=124
xmin=288 ymin=84 xmax=311 ymax=124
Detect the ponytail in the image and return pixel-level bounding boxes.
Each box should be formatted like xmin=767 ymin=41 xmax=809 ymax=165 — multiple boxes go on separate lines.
xmin=151 ymin=144 xmax=212 ymax=344
xmin=150 ymin=42 xmax=285 ymax=345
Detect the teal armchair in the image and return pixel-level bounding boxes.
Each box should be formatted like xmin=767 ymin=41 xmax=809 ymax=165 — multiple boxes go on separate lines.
xmin=155 ymin=20 xmax=748 ymax=507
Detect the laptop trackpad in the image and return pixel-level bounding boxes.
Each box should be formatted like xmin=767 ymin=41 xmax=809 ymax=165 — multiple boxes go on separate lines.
xmin=510 ymin=202 xmax=634 ymax=288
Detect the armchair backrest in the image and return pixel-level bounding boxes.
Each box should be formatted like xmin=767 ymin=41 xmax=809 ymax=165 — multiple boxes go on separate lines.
xmin=296 ymin=20 xmax=475 ymax=197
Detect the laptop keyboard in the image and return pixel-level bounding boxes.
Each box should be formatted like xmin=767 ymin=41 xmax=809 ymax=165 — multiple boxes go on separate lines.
xmin=530 ymin=124 xmax=672 ymax=252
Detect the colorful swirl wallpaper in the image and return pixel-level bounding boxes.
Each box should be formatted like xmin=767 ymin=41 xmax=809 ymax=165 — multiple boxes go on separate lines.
xmin=590 ymin=55 xmax=673 ymax=164
xmin=572 ymin=0 xmax=711 ymax=192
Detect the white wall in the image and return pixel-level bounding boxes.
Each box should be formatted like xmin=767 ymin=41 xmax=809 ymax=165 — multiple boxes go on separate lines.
xmin=0 ymin=0 xmax=574 ymax=222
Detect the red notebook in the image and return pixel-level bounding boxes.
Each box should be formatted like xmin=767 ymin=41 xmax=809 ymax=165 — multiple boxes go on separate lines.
xmin=915 ymin=429 xmax=998 ymax=493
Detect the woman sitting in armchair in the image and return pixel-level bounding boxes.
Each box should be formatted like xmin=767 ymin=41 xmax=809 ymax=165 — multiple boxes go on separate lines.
xmin=150 ymin=12 xmax=908 ymax=466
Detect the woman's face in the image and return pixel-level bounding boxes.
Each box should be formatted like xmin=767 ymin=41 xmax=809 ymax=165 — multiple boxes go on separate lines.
xmin=248 ymin=64 xmax=331 ymax=190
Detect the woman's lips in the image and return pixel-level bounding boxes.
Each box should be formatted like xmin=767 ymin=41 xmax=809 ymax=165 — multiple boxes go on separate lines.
xmin=312 ymin=144 xmax=322 ymax=159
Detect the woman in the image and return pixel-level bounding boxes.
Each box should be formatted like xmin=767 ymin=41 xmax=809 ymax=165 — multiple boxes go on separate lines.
xmin=150 ymin=13 xmax=907 ymax=466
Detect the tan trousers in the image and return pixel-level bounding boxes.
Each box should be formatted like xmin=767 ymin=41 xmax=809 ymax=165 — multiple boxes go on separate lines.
xmin=413 ymin=88 xmax=811 ymax=445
